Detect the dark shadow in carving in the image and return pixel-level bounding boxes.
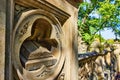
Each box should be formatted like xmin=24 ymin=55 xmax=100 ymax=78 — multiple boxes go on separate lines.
xmin=66 ymin=0 xmax=83 ymax=8
xmin=27 ymin=18 xmax=58 ymax=50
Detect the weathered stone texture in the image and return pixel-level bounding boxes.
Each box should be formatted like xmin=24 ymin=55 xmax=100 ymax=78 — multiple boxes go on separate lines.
xmin=0 ymin=0 xmax=5 ymax=80
xmin=45 ymin=1 xmax=79 ymax=80
xmin=2 ymin=0 xmax=78 ymax=80
xmin=0 ymin=27 xmax=5 ymax=80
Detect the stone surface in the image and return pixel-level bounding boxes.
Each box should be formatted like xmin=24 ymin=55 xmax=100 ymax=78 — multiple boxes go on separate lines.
xmin=0 ymin=27 xmax=5 ymax=80
xmin=46 ymin=1 xmax=79 ymax=79
xmin=78 ymin=36 xmax=88 ymax=53
xmin=0 ymin=0 xmax=5 ymax=80
xmin=2 ymin=0 xmax=80 ymax=80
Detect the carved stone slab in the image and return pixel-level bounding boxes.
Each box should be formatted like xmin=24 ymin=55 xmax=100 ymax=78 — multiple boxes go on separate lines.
xmin=12 ymin=9 xmax=66 ymax=80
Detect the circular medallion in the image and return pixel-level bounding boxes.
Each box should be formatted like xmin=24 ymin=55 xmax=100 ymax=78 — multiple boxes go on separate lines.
xmin=13 ymin=9 xmax=65 ymax=80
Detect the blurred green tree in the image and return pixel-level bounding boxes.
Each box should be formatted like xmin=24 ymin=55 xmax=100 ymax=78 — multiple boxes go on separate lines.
xmin=78 ymin=0 xmax=120 ymax=45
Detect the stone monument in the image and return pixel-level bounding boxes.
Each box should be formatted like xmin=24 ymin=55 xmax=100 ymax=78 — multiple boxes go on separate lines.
xmin=4 ymin=0 xmax=82 ymax=80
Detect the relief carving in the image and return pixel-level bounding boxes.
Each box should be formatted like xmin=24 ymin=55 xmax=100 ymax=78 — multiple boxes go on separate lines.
xmin=13 ymin=9 xmax=65 ymax=80
xmin=19 ymin=21 xmax=29 ymax=37
xmin=58 ymin=73 xmax=65 ymax=80
xmin=27 ymin=18 xmax=58 ymax=50
xmin=15 ymin=4 xmax=26 ymax=15
xmin=20 ymin=18 xmax=59 ymax=73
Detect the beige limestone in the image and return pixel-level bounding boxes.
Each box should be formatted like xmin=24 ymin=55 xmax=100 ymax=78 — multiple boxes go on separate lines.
xmin=45 ymin=1 xmax=79 ymax=80
xmin=1 ymin=0 xmax=80 ymax=80
xmin=0 ymin=0 xmax=5 ymax=80
xmin=0 ymin=26 xmax=5 ymax=80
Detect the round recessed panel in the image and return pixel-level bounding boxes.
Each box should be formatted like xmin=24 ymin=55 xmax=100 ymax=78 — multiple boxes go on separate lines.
xmin=13 ymin=10 xmax=65 ymax=80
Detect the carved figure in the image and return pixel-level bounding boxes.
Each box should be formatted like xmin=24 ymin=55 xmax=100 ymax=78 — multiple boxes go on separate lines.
xmin=20 ymin=18 xmax=59 ymax=71
xmin=27 ymin=18 xmax=58 ymax=50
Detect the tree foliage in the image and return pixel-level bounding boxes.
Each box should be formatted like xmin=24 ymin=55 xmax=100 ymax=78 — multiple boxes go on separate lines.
xmin=78 ymin=0 xmax=120 ymax=45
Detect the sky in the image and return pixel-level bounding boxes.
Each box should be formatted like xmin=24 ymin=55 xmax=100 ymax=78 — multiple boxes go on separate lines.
xmin=100 ymin=28 xmax=120 ymax=40
xmin=100 ymin=28 xmax=116 ymax=39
